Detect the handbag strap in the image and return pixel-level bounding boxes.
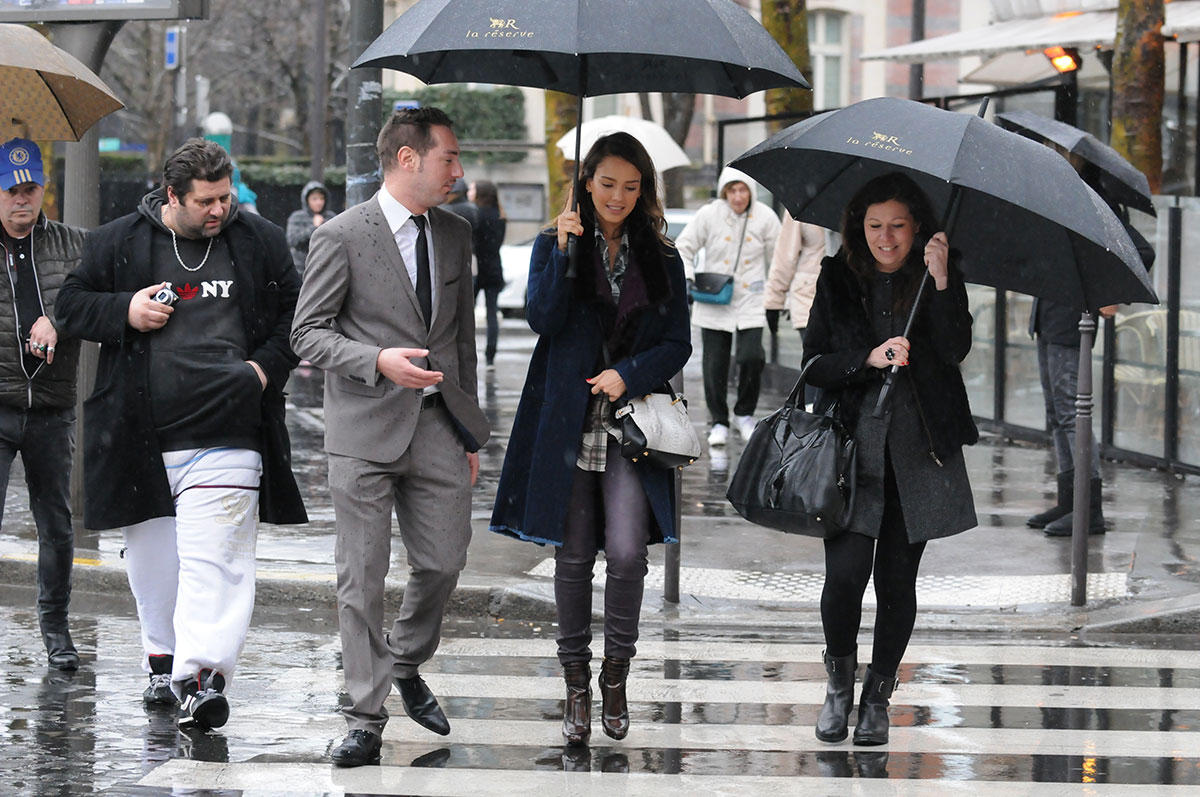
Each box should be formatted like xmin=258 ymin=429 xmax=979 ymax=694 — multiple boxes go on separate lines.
xmin=787 ymin=355 xmax=821 ymax=409
xmin=729 ymin=213 xmax=749 ymax=276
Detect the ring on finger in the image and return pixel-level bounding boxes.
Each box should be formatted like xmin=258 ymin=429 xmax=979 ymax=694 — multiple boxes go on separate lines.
xmin=885 ymin=347 xmax=896 ymax=361
xmin=47 ymin=346 xmax=55 ymax=353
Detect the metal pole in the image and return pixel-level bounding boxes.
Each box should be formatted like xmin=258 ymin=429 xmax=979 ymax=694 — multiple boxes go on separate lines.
xmin=1070 ymin=311 xmax=1096 ymax=607
xmin=664 ymin=369 xmax=683 ymax=603
xmin=47 ymin=21 xmax=123 ymax=518
xmin=1165 ymin=206 xmax=1182 ymax=462
xmin=664 ymin=472 xmax=681 ymax=603
xmin=994 ymin=288 xmax=1007 ymax=422
xmin=310 ymin=0 xmax=329 ymax=183
xmin=908 ymin=0 xmax=925 ymax=100
xmin=346 ymin=0 xmax=383 ymax=207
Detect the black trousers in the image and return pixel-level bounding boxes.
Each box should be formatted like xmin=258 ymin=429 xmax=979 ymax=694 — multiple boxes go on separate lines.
xmin=701 ymin=326 xmax=764 ymax=427
xmin=820 ymin=459 xmax=926 ymax=678
xmin=0 ymin=405 xmax=75 ymax=634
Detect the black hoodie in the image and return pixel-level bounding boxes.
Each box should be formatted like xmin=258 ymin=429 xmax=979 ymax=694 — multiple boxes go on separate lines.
xmin=137 ymin=188 xmax=262 ymax=453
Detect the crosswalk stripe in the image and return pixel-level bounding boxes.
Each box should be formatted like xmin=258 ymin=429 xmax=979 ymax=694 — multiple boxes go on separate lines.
xmin=432 ymin=638 xmax=1200 ymax=670
xmin=374 ymin=717 xmax=1200 ymax=758
xmin=406 ymin=673 xmax=1200 ymax=711
xmin=139 ymin=760 xmax=1185 ymax=795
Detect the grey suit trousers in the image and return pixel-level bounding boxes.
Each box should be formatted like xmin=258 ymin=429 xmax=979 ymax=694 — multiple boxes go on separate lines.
xmin=328 ymin=404 xmax=472 ymax=734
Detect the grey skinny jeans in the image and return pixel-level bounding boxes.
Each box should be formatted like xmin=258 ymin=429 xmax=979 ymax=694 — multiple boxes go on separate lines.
xmin=554 ymin=440 xmax=651 ymax=665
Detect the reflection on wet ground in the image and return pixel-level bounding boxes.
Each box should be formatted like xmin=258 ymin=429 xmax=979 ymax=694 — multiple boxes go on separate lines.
xmin=5 ymin=598 xmax=1200 ymax=793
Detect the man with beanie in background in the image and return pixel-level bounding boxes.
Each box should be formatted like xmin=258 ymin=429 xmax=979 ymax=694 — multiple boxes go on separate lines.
xmin=0 ymin=137 xmax=85 ymax=671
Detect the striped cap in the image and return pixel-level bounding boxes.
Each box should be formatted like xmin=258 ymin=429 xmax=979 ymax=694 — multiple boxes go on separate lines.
xmin=0 ymin=138 xmax=45 ymax=191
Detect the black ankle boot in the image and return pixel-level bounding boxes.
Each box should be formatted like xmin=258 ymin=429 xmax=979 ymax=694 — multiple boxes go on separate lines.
xmin=1027 ymin=470 xmax=1073 ymax=528
xmin=562 ymin=662 xmax=591 ymax=746
xmin=1044 ymin=477 xmax=1105 ymax=536
xmin=815 ymin=649 xmax=857 ymax=742
xmin=598 ymin=657 xmax=630 ymax=740
xmin=853 ymin=667 xmax=898 ymax=746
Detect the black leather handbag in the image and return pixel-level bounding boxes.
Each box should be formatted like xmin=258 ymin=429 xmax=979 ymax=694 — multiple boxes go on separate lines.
xmin=726 ymin=356 xmax=857 ymax=537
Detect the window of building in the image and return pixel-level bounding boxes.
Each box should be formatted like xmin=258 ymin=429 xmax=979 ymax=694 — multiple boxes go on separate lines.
xmin=809 ymin=9 xmax=849 ymax=109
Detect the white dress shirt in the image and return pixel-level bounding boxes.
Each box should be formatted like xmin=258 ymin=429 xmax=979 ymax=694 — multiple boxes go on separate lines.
xmin=377 ymin=186 xmax=437 ymax=311
xmin=377 ymin=186 xmax=440 ymax=395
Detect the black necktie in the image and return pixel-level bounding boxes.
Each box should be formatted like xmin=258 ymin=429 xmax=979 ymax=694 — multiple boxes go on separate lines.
xmin=412 ymin=214 xmax=432 ymax=329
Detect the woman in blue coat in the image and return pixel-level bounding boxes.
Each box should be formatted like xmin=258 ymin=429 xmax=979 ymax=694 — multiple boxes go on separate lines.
xmin=490 ymin=132 xmax=691 ymax=746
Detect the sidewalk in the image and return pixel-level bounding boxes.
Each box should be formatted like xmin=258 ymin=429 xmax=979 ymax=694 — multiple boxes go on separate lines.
xmin=2 ymin=321 xmax=1198 ymax=639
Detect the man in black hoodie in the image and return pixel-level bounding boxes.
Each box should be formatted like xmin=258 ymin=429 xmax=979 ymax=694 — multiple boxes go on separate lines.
xmin=57 ymin=139 xmax=306 ymax=734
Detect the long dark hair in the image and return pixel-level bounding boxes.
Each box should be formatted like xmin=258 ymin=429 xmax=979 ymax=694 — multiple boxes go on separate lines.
xmin=840 ymin=172 xmax=938 ymax=314
xmin=575 ymin=131 xmax=668 ymax=246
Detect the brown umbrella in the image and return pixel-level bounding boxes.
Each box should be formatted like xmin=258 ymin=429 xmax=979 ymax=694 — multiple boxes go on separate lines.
xmin=0 ymin=24 xmax=124 ymax=142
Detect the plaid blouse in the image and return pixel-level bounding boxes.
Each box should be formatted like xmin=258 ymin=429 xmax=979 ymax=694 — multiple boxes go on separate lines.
xmin=576 ymin=227 xmax=631 ymax=471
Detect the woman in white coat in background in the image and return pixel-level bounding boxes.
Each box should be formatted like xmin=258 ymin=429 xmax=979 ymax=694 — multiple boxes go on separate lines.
xmin=675 ymin=167 xmax=780 ymax=446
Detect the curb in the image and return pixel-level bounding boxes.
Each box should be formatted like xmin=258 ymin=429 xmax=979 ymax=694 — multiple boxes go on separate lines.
xmin=0 ymin=551 xmax=1137 ymax=636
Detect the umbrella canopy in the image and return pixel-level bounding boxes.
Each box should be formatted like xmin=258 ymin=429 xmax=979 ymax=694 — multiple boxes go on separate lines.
xmin=352 ymin=0 xmax=809 ymax=98
xmin=0 ymin=24 xmax=124 ymax=142
xmin=555 ymin=115 xmax=689 ymax=173
xmin=995 ymin=109 xmax=1155 ymax=216
xmin=731 ymin=97 xmax=1157 ymax=310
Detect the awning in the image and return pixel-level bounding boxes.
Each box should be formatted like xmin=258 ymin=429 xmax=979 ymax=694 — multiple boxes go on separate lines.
xmin=863 ymin=1 xmax=1200 ymax=63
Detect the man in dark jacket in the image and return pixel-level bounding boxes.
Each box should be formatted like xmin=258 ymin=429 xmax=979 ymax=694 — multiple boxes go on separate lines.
xmin=57 ymin=139 xmax=306 ymax=734
xmin=285 ymin=180 xmax=335 ymax=272
xmin=0 ymin=138 xmax=85 ymax=671
xmin=1027 ymin=219 xmax=1154 ymax=537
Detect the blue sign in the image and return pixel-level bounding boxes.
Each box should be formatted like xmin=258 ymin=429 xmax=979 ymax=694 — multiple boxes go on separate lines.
xmin=394 ymin=99 xmax=420 ymax=111
xmin=165 ymin=26 xmax=180 ymax=70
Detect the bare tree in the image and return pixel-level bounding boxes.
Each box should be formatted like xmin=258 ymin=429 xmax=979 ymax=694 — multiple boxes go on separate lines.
xmin=99 ymin=1 xmax=353 ymax=169
xmin=1111 ymin=0 xmax=1164 ymax=193
xmin=98 ymin=20 xmax=177 ymax=172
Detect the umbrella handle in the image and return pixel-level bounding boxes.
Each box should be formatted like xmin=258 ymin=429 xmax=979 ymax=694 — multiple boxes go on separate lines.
xmin=564 ymin=65 xmax=587 ymax=279
xmin=873 ymin=270 xmax=931 ymax=418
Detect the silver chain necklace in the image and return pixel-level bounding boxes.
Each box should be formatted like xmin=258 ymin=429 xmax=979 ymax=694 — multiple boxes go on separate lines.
xmin=170 ymin=228 xmax=213 ymax=272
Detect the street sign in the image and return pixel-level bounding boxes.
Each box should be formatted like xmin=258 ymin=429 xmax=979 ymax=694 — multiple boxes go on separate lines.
xmin=164 ymin=26 xmax=181 ymax=71
xmin=0 ymin=0 xmax=210 ymax=22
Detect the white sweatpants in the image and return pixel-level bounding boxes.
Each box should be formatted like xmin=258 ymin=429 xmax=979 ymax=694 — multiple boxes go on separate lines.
xmin=123 ymin=447 xmax=262 ymax=696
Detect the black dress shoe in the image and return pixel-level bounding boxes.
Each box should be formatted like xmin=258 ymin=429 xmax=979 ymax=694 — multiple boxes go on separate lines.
xmin=395 ymin=675 xmax=451 ymax=736
xmin=331 ymin=729 xmax=382 ymax=767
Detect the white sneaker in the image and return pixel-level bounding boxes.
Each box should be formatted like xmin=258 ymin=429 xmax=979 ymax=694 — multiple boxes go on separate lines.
xmin=707 ymin=423 xmax=729 ymax=446
xmin=734 ymin=415 xmax=757 ymax=439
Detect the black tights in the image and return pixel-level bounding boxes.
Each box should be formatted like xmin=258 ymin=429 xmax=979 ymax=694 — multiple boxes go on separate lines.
xmin=820 ymin=461 xmax=926 ymax=678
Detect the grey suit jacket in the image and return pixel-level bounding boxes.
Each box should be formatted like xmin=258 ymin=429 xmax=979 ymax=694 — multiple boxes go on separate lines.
xmin=291 ymin=196 xmax=489 ymax=461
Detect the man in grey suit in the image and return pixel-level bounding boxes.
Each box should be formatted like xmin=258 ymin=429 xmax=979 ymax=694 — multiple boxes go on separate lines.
xmin=291 ymin=107 xmax=489 ymax=767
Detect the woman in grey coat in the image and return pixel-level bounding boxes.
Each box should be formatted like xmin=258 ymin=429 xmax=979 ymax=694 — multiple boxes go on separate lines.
xmin=801 ymin=172 xmax=978 ymax=747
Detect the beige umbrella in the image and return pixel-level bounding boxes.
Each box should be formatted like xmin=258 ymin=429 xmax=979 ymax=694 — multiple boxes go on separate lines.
xmin=0 ymin=24 xmax=124 ymax=142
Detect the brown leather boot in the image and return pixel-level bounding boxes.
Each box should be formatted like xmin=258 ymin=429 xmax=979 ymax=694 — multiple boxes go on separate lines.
xmin=599 ymin=657 xmax=630 ymax=740
xmin=562 ymin=662 xmax=591 ymax=746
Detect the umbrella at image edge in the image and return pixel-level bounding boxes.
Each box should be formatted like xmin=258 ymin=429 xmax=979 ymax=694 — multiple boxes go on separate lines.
xmin=0 ymin=24 xmax=124 ymax=142
xmin=731 ymin=97 xmax=1157 ymax=311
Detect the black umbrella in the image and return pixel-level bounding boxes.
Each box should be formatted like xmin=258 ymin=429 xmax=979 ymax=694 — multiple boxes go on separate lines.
xmin=353 ymin=0 xmax=809 ymax=270
xmin=996 ymin=110 xmax=1156 ymax=216
xmin=731 ymin=97 xmax=1157 ymax=312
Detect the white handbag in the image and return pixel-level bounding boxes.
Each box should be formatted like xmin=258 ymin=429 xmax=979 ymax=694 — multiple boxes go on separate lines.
xmin=614 ymin=390 xmax=702 ymax=469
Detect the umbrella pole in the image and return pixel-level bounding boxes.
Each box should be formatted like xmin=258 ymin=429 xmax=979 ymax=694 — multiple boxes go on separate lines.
xmin=565 ymin=62 xmax=587 ymax=279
